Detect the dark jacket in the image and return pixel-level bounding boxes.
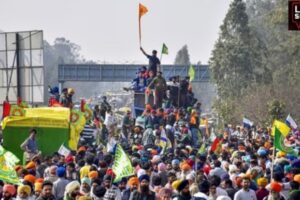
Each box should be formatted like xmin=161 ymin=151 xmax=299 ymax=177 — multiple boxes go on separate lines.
xmin=121 ymin=188 xmax=131 ymax=200
xmin=36 ymin=195 xmax=56 ymax=200
xmin=129 ymin=190 xmax=155 ymax=200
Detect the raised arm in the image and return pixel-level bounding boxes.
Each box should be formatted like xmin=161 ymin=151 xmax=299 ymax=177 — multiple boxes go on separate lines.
xmin=140 ymin=46 xmax=148 ymax=57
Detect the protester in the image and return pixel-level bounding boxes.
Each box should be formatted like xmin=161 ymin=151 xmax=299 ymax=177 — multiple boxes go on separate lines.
xmin=140 ymin=47 xmax=160 ymax=77
xmin=36 ymin=181 xmax=55 ymax=200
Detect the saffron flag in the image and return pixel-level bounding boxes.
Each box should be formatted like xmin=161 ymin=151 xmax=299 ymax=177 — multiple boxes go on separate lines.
xmin=138 ymin=3 xmax=148 ymax=45
xmin=161 ymin=43 xmax=168 ymax=55
xmin=286 ymin=114 xmax=298 ymax=130
xmin=112 ymin=144 xmax=135 ymax=183
xmin=274 ymin=127 xmax=297 ymax=156
xmin=188 ymin=65 xmax=195 ymax=82
xmin=0 ymin=145 xmax=21 ymax=185
xmin=272 ymin=120 xmax=290 ymax=137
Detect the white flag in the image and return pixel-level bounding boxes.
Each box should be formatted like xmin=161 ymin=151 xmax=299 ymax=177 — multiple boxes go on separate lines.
xmin=58 ymin=144 xmax=70 ymax=157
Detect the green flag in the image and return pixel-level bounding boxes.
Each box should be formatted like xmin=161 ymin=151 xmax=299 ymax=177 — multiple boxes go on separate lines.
xmin=161 ymin=43 xmax=168 ymax=55
xmin=274 ymin=127 xmax=297 ymax=156
xmin=188 ymin=65 xmax=195 ymax=82
xmin=0 ymin=146 xmax=21 ymax=185
xmin=198 ymin=143 xmax=206 ymax=155
xmin=112 ymin=144 xmax=135 ymax=182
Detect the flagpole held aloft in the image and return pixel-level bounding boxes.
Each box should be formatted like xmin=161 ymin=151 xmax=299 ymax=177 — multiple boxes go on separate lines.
xmin=138 ymin=3 xmax=148 ymax=46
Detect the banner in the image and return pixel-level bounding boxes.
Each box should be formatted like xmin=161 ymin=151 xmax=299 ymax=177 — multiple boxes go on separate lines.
xmin=0 ymin=146 xmax=21 ymax=185
xmin=69 ymin=109 xmax=86 ymax=150
xmin=112 ymin=144 xmax=134 ymax=183
xmin=58 ymin=144 xmax=70 ymax=157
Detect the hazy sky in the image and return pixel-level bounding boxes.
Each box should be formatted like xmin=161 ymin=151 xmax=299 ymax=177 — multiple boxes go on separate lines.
xmin=0 ymin=0 xmax=232 ymax=64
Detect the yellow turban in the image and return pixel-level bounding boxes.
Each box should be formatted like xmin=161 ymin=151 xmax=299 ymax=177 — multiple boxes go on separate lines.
xmin=257 ymin=177 xmax=268 ymax=187
xmin=172 ymin=180 xmax=181 ymax=190
xmin=17 ymin=185 xmax=31 ymax=196
xmin=34 ymin=183 xmax=42 ymax=192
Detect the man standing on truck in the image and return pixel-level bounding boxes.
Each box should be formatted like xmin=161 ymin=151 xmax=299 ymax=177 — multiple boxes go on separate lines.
xmin=140 ymin=47 xmax=160 ymax=77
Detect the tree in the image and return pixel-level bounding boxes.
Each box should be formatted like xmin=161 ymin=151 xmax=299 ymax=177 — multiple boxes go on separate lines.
xmin=210 ymin=0 xmax=264 ymax=98
xmin=174 ymin=45 xmax=191 ymax=65
xmin=43 ymin=37 xmax=96 ymax=102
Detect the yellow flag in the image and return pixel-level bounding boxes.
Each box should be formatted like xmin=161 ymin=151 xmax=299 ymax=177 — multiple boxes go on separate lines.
xmin=271 ymin=120 xmax=290 ymax=137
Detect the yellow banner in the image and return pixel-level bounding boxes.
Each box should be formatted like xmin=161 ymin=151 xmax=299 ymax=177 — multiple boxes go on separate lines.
xmin=2 ymin=107 xmax=70 ymax=129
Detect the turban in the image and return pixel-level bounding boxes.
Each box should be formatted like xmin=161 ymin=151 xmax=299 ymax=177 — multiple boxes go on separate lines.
xmin=138 ymin=174 xmax=150 ymax=182
xmin=172 ymin=180 xmax=181 ymax=190
xmin=77 ymin=146 xmax=86 ymax=153
xmin=172 ymin=159 xmax=180 ymax=166
xmin=216 ymin=196 xmax=231 ymax=200
xmin=181 ymin=163 xmax=191 ymax=171
xmin=128 ymin=177 xmax=139 ymax=186
xmin=65 ymin=155 xmax=74 ymax=163
xmin=3 ymin=184 xmax=16 ymax=196
xmin=257 ymin=177 xmax=268 ymax=187
xmin=284 ymin=165 xmax=292 ymax=173
xmin=25 ymin=161 xmax=36 ymax=170
xmin=151 ymin=155 xmax=160 ymax=163
xmin=81 ymin=177 xmax=91 ymax=186
xmin=137 ymin=169 xmax=146 ymax=178
xmin=257 ymin=149 xmax=267 ymax=157
xmin=158 ymin=163 xmax=166 ymax=172
xmin=88 ymin=171 xmax=98 ymax=179
xmin=65 ymin=181 xmax=80 ymax=194
xmin=35 ymin=178 xmax=44 ymax=183
xmin=294 ymin=174 xmax=300 ymax=184
xmin=24 ymin=174 xmax=36 ymax=185
xmin=34 ymin=182 xmax=43 ymax=192
xmin=276 ymin=151 xmax=286 ymax=158
xmin=270 ymin=181 xmax=282 ymax=193
xmin=18 ymin=185 xmax=31 ymax=196
xmin=177 ymin=180 xmax=189 ymax=191
xmin=57 ymin=167 xmax=66 ymax=177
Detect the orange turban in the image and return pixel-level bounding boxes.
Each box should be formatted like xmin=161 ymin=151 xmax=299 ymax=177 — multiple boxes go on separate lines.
xmin=88 ymin=171 xmax=98 ymax=179
xmin=77 ymin=146 xmax=86 ymax=153
xmin=128 ymin=177 xmax=139 ymax=186
xmin=25 ymin=161 xmax=36 ymax=170
xmin=270 ymin=181 xmax=282 ymax=193
xmin=35 ymin=178 xmax=44 ymax=183
xmin=24 ymin=174 xmax=36 ymax=184
xmin=294 ymin=174 xmax=300 ymax=184
xmin=180 ymin=163 xmax=191 ymax=171
xmin=264 ymin=142 xmax=271 ymax=150
xmin=15 ymin=165 xmax=23 ymax=172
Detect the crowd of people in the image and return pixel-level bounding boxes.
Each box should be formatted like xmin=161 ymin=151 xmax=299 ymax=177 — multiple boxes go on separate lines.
xmin=2 ymin=48 xmax=300 ymax=200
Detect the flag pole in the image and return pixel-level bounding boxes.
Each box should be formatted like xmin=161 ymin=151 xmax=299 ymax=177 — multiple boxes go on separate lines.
xmin=270 ymin=125 xmax=276 ymax=181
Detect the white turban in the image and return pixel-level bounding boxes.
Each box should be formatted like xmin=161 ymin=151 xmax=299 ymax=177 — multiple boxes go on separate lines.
xmin=65 ymin=181 xmax=80 ymax=194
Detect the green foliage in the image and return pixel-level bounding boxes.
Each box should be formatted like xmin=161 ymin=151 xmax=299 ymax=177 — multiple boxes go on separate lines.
xmin=211 ymin=0 xmax=300 ymax=125
xmin=44 ymin=37 xmax=96 ymax=102
xmin=174 ymin=45 xmax=191 ymax=65
xmin=268 ymin=99 xmax=286 ymax=122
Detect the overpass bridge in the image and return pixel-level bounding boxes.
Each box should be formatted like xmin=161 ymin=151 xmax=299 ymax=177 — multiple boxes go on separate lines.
xmin=58 ymin=64 xmax=210 ymax=82
xmin=57 ymin=64 xmax=216 ymax=112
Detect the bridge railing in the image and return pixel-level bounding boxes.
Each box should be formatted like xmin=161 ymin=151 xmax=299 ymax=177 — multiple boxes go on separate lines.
xmin=58 ymin=64 xmax=210 ymax=82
